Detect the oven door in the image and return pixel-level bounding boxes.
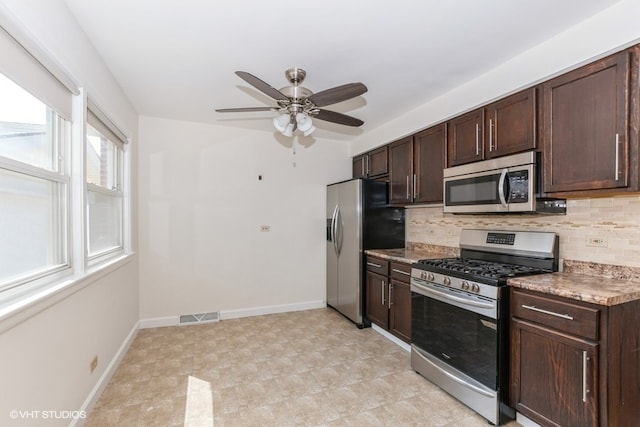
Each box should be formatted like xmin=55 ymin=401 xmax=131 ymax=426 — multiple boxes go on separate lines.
xmin=411 ymin=280 xmax=499 ymax=389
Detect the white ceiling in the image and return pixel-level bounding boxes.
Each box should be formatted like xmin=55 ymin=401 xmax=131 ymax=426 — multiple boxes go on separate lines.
xmin=63 ymin=0 xmax=622 ymax=140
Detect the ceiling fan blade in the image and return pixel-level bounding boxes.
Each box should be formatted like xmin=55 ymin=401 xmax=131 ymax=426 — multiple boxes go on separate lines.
xmin=308 ymin=83 xmax=368 ymax=107
xmin=215 ymin=107 xmax=279 ymax=113
xmin=235 ymin=71 xmax=289 ymax=101
xmin=314 ymin=109 xmax=364 ymax=127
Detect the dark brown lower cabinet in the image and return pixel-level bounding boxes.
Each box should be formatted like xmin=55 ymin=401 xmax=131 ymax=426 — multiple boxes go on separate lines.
xmin=365 ymin=270 xmax=389 ymax=329
xmin=389 ymin=276 xmax=411 ymax=342
xmin=512 ymin=319 xmax=598 ymax=426
xmin=365 ymin=257 xmax=411 ymax=343
xmin=510 ymin=288 xmax=640 ymax=427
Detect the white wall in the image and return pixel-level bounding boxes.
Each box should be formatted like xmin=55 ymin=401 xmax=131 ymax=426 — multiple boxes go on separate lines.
xmin=0 ymin=0 xmax=139 ymax=425
xmin=138 ymin=117 xmax=349 ymax=321
xmin=352 ymin=0 xmax=640 ymax=155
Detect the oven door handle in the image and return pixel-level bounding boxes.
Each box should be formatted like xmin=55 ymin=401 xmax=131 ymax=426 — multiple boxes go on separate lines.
xmin=412 ymin=281 xmax=495 ymax=310
xmin=413 ymin=346 xmax=495 ymax=398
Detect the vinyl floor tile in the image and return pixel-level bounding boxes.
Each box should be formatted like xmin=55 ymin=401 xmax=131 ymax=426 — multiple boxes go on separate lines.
xmin=86 ymin=308 xmax=520 ymax=426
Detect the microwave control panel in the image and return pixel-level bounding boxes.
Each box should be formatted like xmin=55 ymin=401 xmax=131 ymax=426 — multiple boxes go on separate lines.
xmin=508 ymin=170 xmax=529 ymax=203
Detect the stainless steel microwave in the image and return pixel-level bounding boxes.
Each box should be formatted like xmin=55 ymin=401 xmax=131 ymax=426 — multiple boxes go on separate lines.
xmin=443 ymin=151 xmax=566 ymax=214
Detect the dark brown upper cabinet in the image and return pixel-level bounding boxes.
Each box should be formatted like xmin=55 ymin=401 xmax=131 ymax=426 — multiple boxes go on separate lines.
xmin=447 ymin=108 xmax=485 ymax=167
xmin=485 ymin=88 xmax=537 ymax=159
xmin=389 ymin=125 xmax=447 ymax=205
xmin=448 ymin=88 xmax=537 ymax=167
xmin=413 ymin=124 xmax=446 ymax=203
xmin=352 ymin=155 xmax=367 ymax=178
xmin=388 ymin=136 xmax=414 ymax=204
xmin=542 ymin=47 xmax=640 ymax=195
xmin=352 ymin=146 xmax=388 ymax=179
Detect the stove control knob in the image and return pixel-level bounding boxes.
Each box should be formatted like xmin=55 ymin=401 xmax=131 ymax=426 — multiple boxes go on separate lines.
xmin=443 ymin=277 xmax=451 ymax=286
xmin=420 ymin=271 xmax=427 ymax=280
xmin=461 ymin=281 xmax=469 ymax=290
xmin=471 ymin=284 xmax=480 ymax=293
xmin=427 ymin=273 xmax=435 ymax=281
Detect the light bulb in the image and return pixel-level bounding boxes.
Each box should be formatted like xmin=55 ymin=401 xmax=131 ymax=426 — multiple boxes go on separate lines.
xmin=273 ymin=114 xmax=291 ymax=133
xmin=282 ymin=123 xmax=294 ymax=137
xmin=296 ymin=113 xmax=315 ymax=136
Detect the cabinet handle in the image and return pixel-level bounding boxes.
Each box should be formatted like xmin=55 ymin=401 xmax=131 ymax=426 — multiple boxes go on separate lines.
xmin=489 ymin=119 xmax=494 ymax=152
xmin=367 ymin=262 xmax=382 ymax=268
xmin=413 ymin=174 xmax=417 ymax=199
xmin=582 ymin=351 xmax=590 ymax=403
xmin=475 ymin=123 xmax=480 ymax=156
xmin=392 ymin=268 xmax=411 ymax=276
xmin=406 ymin=176 xmax=410 ymax=199
xmin=381 ymin=281 xmax=386 ymax=305
xmin=615 ymin=133 xmax=620 ymax=180
xmin=388 ymin=283 xmax=393 ymax=309
xmin=521 ymin=304 xmax=574 ymax=320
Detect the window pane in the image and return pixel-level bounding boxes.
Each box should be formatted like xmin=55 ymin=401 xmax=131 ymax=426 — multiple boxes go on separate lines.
xmin=87 ymin=190 xmax=122 ymax=255
xmin=0 ymin=73 xmax=56 ymax=170
xmin=0 ymin=168 xmax=67 ymax=286
xmin=87 ymin=124 xmax=119 ymax=190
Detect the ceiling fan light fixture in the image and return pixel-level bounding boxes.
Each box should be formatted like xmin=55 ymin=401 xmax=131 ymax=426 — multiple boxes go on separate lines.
xmin=296 ymin=113 xmax=316 ymax=136
xmin=282 ymin=122 xmax=295 ymax=137
xmin=218 ymin=68 xmax=367 ymax=136
xmin=273 ymin=114 xmax=291 ymax=133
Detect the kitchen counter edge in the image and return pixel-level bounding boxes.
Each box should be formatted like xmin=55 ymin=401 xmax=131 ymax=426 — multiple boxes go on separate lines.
xmin=508 ymin=272 xmax=640 ymax=306
xmin=365 ymin=246 xmax=457 ymax=264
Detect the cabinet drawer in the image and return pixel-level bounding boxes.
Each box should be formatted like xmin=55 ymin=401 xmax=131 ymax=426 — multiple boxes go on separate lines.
xmin=366 ymin=257 xmax=389 ymax=275
xmin=390 ymin=262 xmax=411 ymax=282
xmin=511 ymin=289 xmax=600 ymax=340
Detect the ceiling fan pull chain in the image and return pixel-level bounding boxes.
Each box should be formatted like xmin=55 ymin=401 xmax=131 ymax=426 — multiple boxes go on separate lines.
xmin=292 ymin=140 xmax=297 ymax=167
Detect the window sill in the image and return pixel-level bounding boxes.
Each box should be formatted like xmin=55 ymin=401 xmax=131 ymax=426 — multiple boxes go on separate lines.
xmin=0 ymin=252 xmax=136 ymax=334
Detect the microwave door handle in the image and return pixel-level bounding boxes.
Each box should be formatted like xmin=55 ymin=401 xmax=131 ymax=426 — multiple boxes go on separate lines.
xmin=498 ymin=169 xmax=508 ymax=207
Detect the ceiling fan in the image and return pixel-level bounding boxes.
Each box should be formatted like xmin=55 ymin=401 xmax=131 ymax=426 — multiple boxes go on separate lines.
xmin=215 ymin=68 xmax=367 ymax=136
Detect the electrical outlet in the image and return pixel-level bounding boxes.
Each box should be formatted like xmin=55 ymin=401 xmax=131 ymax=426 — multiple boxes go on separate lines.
xmin=586 ymin=236 xmax=608 ymax=248
xmin=260 ymin=225 xmax=270 ymax=232
xmin=90 ymin=355 xmax=98 ymax=373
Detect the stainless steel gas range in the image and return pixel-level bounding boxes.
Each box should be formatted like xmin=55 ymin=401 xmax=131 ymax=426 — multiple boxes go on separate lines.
xmin=410 ymin=229 xmax=559 ymax=425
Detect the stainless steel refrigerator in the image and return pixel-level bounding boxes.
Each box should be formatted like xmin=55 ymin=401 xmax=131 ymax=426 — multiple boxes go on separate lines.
xmin=326 ymin=179 xmax=405 ymax=327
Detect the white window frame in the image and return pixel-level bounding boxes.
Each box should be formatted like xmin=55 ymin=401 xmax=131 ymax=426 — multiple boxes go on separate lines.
xmin=0 ymin=15 xmax=133 ymax=321
xmin=85 ymin=99 xmax=129 ymax=266
xmin=0 ymin=83 xmax=72 ymax=294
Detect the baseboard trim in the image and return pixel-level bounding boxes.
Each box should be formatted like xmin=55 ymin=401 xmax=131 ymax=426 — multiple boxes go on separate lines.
xmin=220 ymin=300 xmax=325 ymax=320
xmin=516 ymin=412 xmax=542 ymax=427
xmin=371 ymin=323 xmax=411 ymax=352
xmin=139 ymin=315 xmax=178 ymax=329
xmin=138 ymin=300 xmax=326 ymax=328
xmin=72 ymin=320 xmax=139 ymax=427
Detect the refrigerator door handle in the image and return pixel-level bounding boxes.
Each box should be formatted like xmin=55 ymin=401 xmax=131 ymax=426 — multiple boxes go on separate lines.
xmin=336 ymin=207 xmax=344 ymax=256
xmin=331 ymin=205 xmax=339 ymax=256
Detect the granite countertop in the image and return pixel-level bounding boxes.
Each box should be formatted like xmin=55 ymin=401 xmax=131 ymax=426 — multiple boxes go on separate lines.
xmin=508 ymin=272 xmax=640 ymax=306
xmin=365 ymin=244 xmax=458 ymax=264
xmin=368 ymin=246 xmax=640 ymax=306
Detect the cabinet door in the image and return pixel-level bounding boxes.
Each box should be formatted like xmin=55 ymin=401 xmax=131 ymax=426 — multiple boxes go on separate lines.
xmin=368 ymin=146 xmax=389 ymax=177
xmin=352 ymin=155 xmax=367 ymax=178
xmin=388 ymin=136 xmax=414 ymax=204
xmin=365 ymin=271 xmax=388 ymax=329
xmin=413 ymin=124 xmax=446 ymax=203
xmin=511 ymin=319 xmax=598 ymax=427
xmin=389 ymin=279 xmax=411 ymax=343
xmin=543 ymin=50 xmax=630 ymax=193
xmin=447 ymin=108 xmax=484 ymax=166
xmin=486 ymin=88 xmax=536 ymax=159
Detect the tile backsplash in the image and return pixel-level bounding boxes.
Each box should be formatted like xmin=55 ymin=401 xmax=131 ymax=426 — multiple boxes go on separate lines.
xmin=406 ymin=195 xmax=640 ymax=269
